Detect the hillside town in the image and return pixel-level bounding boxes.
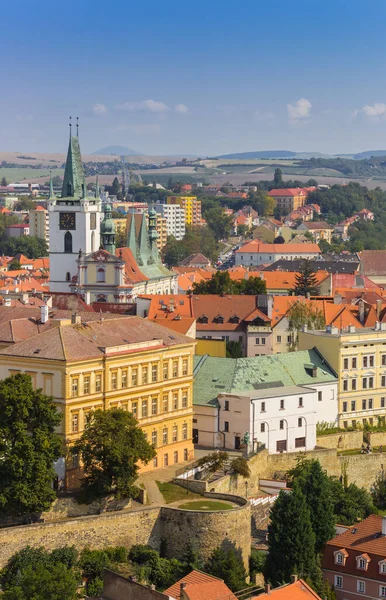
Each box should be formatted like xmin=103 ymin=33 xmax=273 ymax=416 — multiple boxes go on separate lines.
xmin=1 ymin=123 xmax=386 ymax=600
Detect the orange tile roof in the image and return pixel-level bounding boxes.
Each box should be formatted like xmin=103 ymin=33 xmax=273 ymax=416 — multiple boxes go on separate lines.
xmin=235 ymin=241 xmax=321 ymax=254
xmin=147 ymin=294 xmax=194 ymax=320
xmin=255 ymin=579 xmax=321 ymax=600
xmin=115 ymin=248 xmax=149 ymax=284
xmin=164 ymin=570 xmax=236 ymax=600
xmin=268 ymin=188 xmax=307 ymax=197
xmin=192 ymin=295 xmax=268 ymax=330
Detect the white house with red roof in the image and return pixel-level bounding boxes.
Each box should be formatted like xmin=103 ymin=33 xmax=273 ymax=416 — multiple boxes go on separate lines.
xmin=235 ymin=240 xmax=321 ymax=266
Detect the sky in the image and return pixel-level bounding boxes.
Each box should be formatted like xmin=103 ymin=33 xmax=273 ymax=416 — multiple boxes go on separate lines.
xmin=3 ymin=0 xmax=386 ymax=156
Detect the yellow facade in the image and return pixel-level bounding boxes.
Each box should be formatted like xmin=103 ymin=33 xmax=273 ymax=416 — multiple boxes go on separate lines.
xmin=155 ymin=214 xmax=167 ymax=251
xmin=299 ymin=327 xmax=386 ymax=428
xmin=167 ymin=196 xmax=202 ymax=226
xmin=29 ymin=208 xmax=49 ymax=244
xmin=0 ymin=323 xmax=196 ymax=488
xmin=113 ymin=218 xmax=127 ymax=234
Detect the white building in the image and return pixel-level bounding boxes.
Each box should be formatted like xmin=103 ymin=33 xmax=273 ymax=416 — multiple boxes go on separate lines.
xmin=48 ymin=133 xmax=102 ymax=293
xmin=153 ymin=203 xmax=186 ymax=240
xmin=193 ymin=351 xmax=338 ymax=453
xmin=234 ymin=240 xmax=321 ymax=267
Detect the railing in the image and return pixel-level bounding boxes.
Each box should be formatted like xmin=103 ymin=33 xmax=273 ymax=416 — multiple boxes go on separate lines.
xmin=250 ymin=494 xmax=278 ymax=507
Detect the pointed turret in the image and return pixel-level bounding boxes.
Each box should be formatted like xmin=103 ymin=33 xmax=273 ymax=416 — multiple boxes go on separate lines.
xmin=95 ymin=175 xmax=99 ymax=200
xmin=61 ymin=135 xmax=86 ymax=200
xmin=138 ymin=212 xmax=151 ymax=266
xmin=48 ymin=170 xmax=55 ymax=200
xmin=126 ymin=212 xmax=137 ymax=261
xmin=148 ymin=208 xmax=159 ymax=263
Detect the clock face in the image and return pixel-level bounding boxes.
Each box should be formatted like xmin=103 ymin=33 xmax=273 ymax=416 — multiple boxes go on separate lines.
xmin=90 ymin=213 xmax=96 ymax=230
xmin=59 ymin=212 xmax=76 ymax=230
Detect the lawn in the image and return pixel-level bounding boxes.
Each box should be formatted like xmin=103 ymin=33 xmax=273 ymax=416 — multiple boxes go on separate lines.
xmin=156 ymin=481 xmax=202 ymax=504
xmin=178 ymin=500 xmax=234 ymax=511
xmin=338 ymin=447 xmax=383 ymax=456
xmin=0 ymin=167 xmax=64 ymax=183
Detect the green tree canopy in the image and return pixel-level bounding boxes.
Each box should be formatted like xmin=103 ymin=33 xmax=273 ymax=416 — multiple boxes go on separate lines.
xmin=1 ymin=176 xmax=7 ymax=186
xmin=293 ymin=260 xmax=321 ymax=297
xmin=274 ymin=168 xmax=283 ymax=186
xmin=205 ymin=547 xmax=247 ymax=592
xmin=329 ymin=477 xmax=376 ymax=525
xmin=265 ymin=484 xmax=316 ymax=586
xmin=192 ymin=271 xmax=267 ymax=295
xmin=73 ymin=408 xmax=156 ymax=500
xmin=0 ymin=374 xmax=62 ymax=516
xmin=287 ymin=459 xmax=335 ymax=553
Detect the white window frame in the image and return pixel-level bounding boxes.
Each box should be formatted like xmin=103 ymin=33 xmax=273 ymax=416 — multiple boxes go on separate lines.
xmin=357 ymin=580 xmax=365 ymax=594
xmin=335 ymin=553 xmax=343 ymax=565
xmin=335 ymin=575 xmax=343 ymax=589
xmin=380 ymin=585 xmax=386 ymax=597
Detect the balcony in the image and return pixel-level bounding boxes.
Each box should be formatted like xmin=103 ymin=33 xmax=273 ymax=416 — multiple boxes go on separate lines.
xmin=247 ymin=325 xmax=271 ymax=333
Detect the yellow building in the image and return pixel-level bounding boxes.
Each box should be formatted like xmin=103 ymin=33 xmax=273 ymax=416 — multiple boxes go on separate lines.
xmin=29 ymin=206 xmax=49 ymax=246
xmin=0 ymin=315 xmax=196 ymax=488
xmin=155 ymin=213 xmax=167 ymax=251
xmin=113 ymin=218 xmax=127 ymax=235
xmin=299 ymin=325 xmax=386 ymax=428
xmin=167 ymin=196 xmax=202 ymax=226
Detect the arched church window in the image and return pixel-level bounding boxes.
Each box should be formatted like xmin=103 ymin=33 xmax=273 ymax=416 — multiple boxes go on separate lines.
xmin=67 ymin=182 xmax=72 ymax=196
xmin=65 ymin=272 xmax=71 ymax=282
xmin=64 ymin=231 xmax=72 ymax=253
xmin=97 ymin=294 xmax=107 ymax=303
xmin=97 ymin=268 xmax=105 ymax=283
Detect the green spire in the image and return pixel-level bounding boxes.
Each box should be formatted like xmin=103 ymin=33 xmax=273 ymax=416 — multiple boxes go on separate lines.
xmin=138 ymin=213 xmax=151 ymax=266
xmin=48 ymin=170 xmax=55 ymax=200
xmin=126 ymin=213 xmax=137 ymax=261
xmin=61 ymin=135 xmax=86 ymax=200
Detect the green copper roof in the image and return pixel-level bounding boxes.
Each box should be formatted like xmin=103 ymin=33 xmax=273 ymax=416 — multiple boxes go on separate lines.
xmin=193 ymin=350 xmax=337 ymax=407
xmin=61 ymin=136 xmax=86 ymax=199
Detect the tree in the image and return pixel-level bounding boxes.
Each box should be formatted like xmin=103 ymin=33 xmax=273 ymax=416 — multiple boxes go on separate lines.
xmin=73 ymin=408 xmax=156 ymax=500
xmin=192 ymin=271 xmax=267 ymax=295
xmin=274 ymin=168 xmax=283 ymax=186
xmin=1 ymin=176 xmax=7 ymax=186
xmin=0 ymin=374 xmax=62 ymax=516
xmin=167 ymin=177 xmax=173 ymax=190
xmin=287 ymin=459 xmax=335 ymax=553
xmin=204 ymin=206 xmax=233 ymax=241
xmin=371 ymin=470 xmax=386 ymax=509
xmin=14 ymin=197 xmax=36 ymax=211
xmin=196 ymin=451 xmax=228 ymax=473
xmin=8 ymin=260 xmax=21 ymax=271
xmin=329 ymin=477 xmax=376 ymax=525
xmin=0 ymin=236 xmax=48 ymax=258
xmin=287 ymin=301 xmax=325 ymax=350
xmin=231 ymin=457 xmax=250 ymax=478
xmin=265 ymin=484 xmax=316 ymax=586
xmin=162 ymin=235 xmax=190 ymax=266
xmin=115 ymin=229 xmax=126 ymax=248
xmin=205 ymin=547 xmax=247 ymax=592
xmin=226 ymin=340 xmax=243 ymax=358
xmin=112 ymin=177 xmax=121 ymax=196
xmin=0 ymin=546 xmax=79 ymax=600
xmin=293 ymin=260 xmax=321 ymax=296
xmin=2 ymin=562 xmax=78 ymax=600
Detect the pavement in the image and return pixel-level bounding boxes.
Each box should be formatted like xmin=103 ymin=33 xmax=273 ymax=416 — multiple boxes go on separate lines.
xmin=143 ymin=479 xmax=164 ymax=504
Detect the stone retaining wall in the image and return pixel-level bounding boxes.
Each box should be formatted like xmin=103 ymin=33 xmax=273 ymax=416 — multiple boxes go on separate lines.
xmin=0 ymin=493 xmax=251 ymax=569
xmin=316 ymin=430 xmax=363 ymax=450
xmin=366 ymin=431 xmax=386 ymax=447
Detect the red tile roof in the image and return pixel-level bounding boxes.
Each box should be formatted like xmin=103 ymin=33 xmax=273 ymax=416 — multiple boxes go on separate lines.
xmin=235 ymin=241 xmax=321 ymax=254
xmin=255 ymin=579 xmax=321 ymax=600
xmin=268 ymin=188 xmax=306 ymax=197
xmin=323 ymin=515 xmax=386 ymax=582
xmin=164 ymin=570 xmax=236 ymax=600
xmin=360 ymin=250 xmax=386 ymax=276
xmin=115 ymin=248 xmax=149 ymax=284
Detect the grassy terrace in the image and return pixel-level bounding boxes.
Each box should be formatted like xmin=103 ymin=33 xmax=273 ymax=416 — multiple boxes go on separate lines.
xmin=156 ymin=481 xmax=202 ymax=504
xmin=178 ymin=500 xmax=234 ymax=511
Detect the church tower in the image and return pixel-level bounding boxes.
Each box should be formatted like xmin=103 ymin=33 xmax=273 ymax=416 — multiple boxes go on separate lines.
xmin=100 ymin=203 xmax=116 ymax=254
xmin=48 ymin=120 xmax=102 ymax=292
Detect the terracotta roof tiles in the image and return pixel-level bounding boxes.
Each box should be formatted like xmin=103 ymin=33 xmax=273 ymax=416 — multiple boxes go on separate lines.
xmin=164 ymin=570 xmax=236 ymax=600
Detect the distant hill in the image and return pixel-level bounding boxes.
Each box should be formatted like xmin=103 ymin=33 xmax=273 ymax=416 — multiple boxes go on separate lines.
xmin=92 ymin=145 xmax=143 ymax=156
xmin=353 ymin=150 xmax=386 ymax=160
xmin=216 ymin=150 xmax=296 ymax=159
xmin=216 ymin=150 xmax=331 ymax=160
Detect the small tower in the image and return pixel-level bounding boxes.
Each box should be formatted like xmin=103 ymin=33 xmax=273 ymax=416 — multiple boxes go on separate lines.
xmin=148 ymin=207 xmax=159 ymax=263
xmin=100 ymin=204 xmax=116 ymax=254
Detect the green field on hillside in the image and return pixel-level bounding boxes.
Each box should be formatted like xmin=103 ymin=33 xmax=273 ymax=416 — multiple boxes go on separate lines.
xmin=0 ymin=167 xmax=64 ymax=183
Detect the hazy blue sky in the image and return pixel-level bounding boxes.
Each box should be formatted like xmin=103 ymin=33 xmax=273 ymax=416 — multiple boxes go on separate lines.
xmin=3 ymin=0 xmax=386 ymax=155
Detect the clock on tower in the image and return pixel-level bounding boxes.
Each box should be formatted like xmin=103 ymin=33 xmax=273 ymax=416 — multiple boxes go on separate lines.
xmin=59 ymin=212 xmax=76 ymax=230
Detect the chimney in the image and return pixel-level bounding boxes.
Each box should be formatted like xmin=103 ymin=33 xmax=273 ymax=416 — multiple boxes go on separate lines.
xmin=359 ymin=299 xmax=365 ymax=324
xmin=290 ymin=574 xmax=298 ymax=583
xmin=264 ymin=583 xmax=271 ymax=594
xmin=84 ymin=291 xmax=91 ymax=305
xmin=71 ymin=312 xmax=81 ymax=325
xmin=267 ymin=295 xmax=273 ymax=319
xmin=377 ymin=299 xmax=382 ymax=320
xmin=40 ymin=304 xmax=49 ymax=324
xmin=334 ymin=293 xmax=342 ymax=305
xmin=382 ymin=516 xmax=386 ymax=537
xmin=180 ymin=582 xmax=188 ymax=598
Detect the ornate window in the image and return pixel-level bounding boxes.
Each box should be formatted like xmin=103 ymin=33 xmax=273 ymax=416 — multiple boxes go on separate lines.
xmin=64 ymin=231 xmax=72 ymax=253
xmin=97 ymin=268 xmax=105 ymax=283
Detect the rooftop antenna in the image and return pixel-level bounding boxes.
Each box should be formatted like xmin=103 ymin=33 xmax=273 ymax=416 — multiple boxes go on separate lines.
xmin=69 ymin=116 xmax=72 ymax=137
xmin=76 ymin=116 xmax=79 ymax=137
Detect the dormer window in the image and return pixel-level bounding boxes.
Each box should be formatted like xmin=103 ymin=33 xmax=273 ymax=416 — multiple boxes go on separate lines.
xmin=230 ymin=314 xmax=240 ymax=324
xmin=198 ymin=315 xmax=208 ymax=324
xmin=214 ymin=314 xmax=224 ymax=324
xmin=334 ymin=549 xmax=348 ymax=566
xmin=379 ymin=560 xmax=386 ymax=574
xmin=356 ymin=554 xmax=370 ymax=570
